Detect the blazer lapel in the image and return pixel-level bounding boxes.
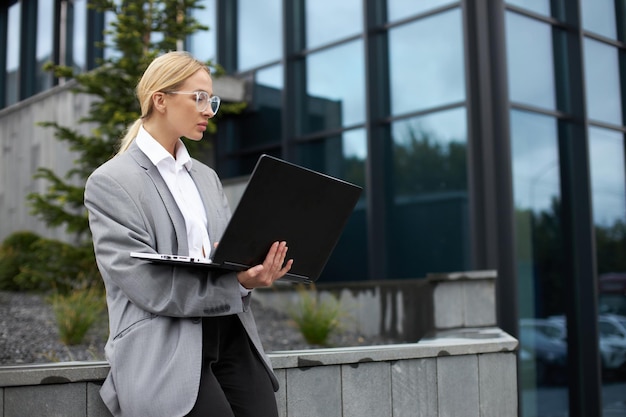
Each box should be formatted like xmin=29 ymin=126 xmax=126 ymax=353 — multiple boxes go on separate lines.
xmin=128 ymin=144 xmax=189 ymax=255
xmin=188 ymin=165 xmax=220 ymax=248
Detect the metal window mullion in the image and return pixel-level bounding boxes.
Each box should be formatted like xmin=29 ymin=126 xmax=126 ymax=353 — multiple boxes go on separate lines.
xmin=363 ymin=0 xmax=391 ymax=280
xmin=463 ymin=0 xmax=518 ymax=337
xmin=282 ymin=0 xmax=305 ymax=161
xmin=214 ymin=0 xmax=238 ymax=175
xmin=19 ymin=0 xmax=37 ymax=100
xmin=53 ymin=0 xmax=62 ymax=86
xmin=554 ymin=2 xmax=602 ymax=416
xmin=0 ymin=4 xmax=8 ymax=108
xmin=86 ymin=6 xmax=104 ymax=70
xmin=216 ymin=0 xmax=237 ymax=74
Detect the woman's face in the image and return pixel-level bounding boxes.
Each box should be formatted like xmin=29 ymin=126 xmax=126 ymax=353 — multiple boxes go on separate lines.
xmin=164 ymin=69 xmax=215 ymax=141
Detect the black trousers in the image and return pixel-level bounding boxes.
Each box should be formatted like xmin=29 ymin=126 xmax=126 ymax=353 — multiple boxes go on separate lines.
xmin=185 ymin=315 xmax=279 ymax=417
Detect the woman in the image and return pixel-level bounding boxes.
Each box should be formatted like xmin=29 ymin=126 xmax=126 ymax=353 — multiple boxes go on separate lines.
xmin=85 ymin=51 xmax=292 ymax=417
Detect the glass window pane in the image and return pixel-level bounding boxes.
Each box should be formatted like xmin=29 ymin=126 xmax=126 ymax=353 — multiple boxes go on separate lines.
xmin=188 ymin=0 xmax=216 ymax=63
xmin=219 ymin=65 xmax=284 ymax=178
xmin=584 ymin=38 xmax=622 ymax=126
xmin=295 ymin=130 xmax=368 ymax=281
xmin=256 ymin=64 xmax=282 ymax=89
xmin=511 ymin=110 xmax=569 ymax=416
xmin=299 ymin=40 xmax=365 ymax=135
xmin=305 ymin=0 xmax=362 ymax=49
xmin=589 ymin=127 xmax=626 ymax=227
xmin=237 ymin=0 xmax=282 ymax=71
xmin=511 ymin=112 xmax=560 ymax=214
xmin=387 ymin=0 xmax=457 ymax=22
xmin=6 ymin=2 xmax=21 ymax=106
xmin=589 ymin=127 xmax=626 ymax=408
xmin=389 ymin=108 xmax=469 ymax=279
xmin=581 ymin=0 xmax=617 ymax=40
xmin=236 ymin=65 xmax=283 ymax=150
xmin=506 ymin=0 xmax=550 ymax=16
xmin=296 ymin=129 xmax=366 ymax=187
xmin=506 ymin=12 xmax=556 ymax=110
xmin=389 ymin=9 xmax=465 ymax=116
xmin=36 ymin=0 xmax=54 ymax=92
xmin=70 ymin=0 xmax=87 ymax=72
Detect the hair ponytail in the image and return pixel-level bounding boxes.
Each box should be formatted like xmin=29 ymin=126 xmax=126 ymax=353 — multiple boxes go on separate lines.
xmin=117 ymin=119 xmax=143 ymax=154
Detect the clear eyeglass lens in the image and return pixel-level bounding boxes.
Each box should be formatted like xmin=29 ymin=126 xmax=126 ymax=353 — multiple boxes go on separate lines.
xmin=210 ymin=96 xmax=221 ymax=114
xmin=195 ymin=92 xmax=220 ymax=114
xmin=195 ymin=92 xmax=209 ymax=112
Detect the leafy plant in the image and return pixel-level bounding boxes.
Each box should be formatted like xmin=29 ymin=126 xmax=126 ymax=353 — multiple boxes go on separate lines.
xmin=48 ymin=285 xmax=106 ymax=346
xmin=0 ymin=231 xmax=41 ymax=291
xmin=287 ymin=285 xmax=345 ymax=346
xmin=15 ymin=239 xmax=101 ymax=294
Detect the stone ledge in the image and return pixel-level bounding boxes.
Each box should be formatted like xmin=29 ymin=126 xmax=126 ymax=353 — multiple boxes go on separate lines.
xmin=0 ymin=327 xmax=517 ymax=387
xmin=270 ymin=327 xmax=516 ymax=369
xmin=427 ymin=269 xmax=498 ymax=282
xmin=0 ymin=361 xmax=110 ymax=388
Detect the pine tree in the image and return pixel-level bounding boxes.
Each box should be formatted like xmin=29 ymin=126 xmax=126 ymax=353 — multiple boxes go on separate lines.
xmin=13 ymin=0 xmax=248 ymax=299
xmin=28 ymin=0 xmax=219 ymax=242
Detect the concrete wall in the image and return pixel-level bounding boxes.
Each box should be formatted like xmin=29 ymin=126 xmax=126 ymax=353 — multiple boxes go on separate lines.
xmin=0 ymin=82 xmax=95 ymax=244
xmin=257 ymin=270 xmax=496 ymax=342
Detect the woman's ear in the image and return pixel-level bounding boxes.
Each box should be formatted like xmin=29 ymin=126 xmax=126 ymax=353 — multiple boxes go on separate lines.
xmin=152 ymin=92 xmax=167 ymax=114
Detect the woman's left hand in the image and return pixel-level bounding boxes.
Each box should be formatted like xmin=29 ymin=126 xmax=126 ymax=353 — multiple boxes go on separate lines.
xmin=236 ymin=241 xmax=293 ymax=289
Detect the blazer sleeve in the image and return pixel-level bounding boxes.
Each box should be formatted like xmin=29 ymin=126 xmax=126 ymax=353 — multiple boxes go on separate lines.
xmin=85 ymin=164 xmax=246 ymax=318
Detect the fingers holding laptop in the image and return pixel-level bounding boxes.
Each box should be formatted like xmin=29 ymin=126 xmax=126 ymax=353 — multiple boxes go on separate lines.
xmin=237 ymin=241 xmax=293 ymax=289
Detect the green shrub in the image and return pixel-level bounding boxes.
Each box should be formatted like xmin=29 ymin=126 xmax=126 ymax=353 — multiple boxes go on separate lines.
xmin=0 ymin=231 xmax=41 ymax=291
xmin=48 ymin=285 xmax=106 ymax=346
xmin=287 ymin=285 xmax=344 ymax=346
xmin=0 ymin=231 xmax=100 ymax=294
xmin=15 ymin=238 xmax=100 ymax=293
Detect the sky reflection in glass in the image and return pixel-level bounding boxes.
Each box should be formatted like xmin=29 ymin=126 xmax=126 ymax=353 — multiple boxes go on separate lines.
xmin=302 ymin=40 xmax=365 ymax=134
xmin=238 ymin=0 xmax=282 ymax=71
xmin=387 ymin=0 xmax=457 ymax=22
xmin=510 ymin=110 xmax=560 ymax=214
xmin=506 ymin=12 xmax=556 ymax=110
xmin=388 ymin=9 xmax=465 ymax=116
xmin=584 ymin=38 xmax=622 ymax=126
xmin=305 ymin=0 xmax=362 ymax=49
xmin=589 ymin=127 xmax=626 ymax=227
xmin=581 ymin=0 xmax=617 ymax=40
xmin=189 ymin=0 xmax=217 ymax=63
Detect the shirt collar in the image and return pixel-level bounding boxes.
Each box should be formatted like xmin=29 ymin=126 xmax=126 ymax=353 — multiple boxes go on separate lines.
xmin=136 ymin=125 xmax=193 ymax=170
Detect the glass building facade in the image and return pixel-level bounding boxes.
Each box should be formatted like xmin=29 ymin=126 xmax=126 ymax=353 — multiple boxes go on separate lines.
xmin=1 ymin=1 xmax=626 ymax=416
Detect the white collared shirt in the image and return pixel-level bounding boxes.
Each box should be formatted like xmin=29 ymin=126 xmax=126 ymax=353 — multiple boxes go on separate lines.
xmin=136 ymin=126 xmax=211 ymax=259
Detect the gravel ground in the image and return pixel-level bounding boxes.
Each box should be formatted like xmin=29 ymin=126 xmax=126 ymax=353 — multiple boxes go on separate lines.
xmin=0 ymin=291 xmax=399 ymax=365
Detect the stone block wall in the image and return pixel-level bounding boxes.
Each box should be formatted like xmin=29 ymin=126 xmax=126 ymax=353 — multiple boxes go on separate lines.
xmin=0 ymin=329 xmax=518 ymax=417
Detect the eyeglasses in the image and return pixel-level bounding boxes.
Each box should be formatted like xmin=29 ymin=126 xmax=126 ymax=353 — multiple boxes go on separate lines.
xmin=165 ymin=91 xmax=221 ymax=115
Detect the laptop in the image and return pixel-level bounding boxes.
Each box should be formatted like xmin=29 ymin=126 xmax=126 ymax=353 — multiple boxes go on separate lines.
xmin=131 ymin=154 xmax=362 ymax=283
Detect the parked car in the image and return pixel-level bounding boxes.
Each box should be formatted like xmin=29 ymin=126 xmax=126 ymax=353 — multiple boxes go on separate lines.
xmin=519 ymin=318 xmax=568 ymax=385
xmin=597 ymin=314 xmax=626 ymax=374
xmin=547 ymin=314 xmax=626 ymax=375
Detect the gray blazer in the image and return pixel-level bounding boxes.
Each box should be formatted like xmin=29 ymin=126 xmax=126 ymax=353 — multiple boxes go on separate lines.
xmin=84 ymin=142 xmax=278 ymax=417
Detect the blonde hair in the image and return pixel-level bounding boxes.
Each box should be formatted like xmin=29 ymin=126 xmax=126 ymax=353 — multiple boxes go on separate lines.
xmin=117 ymin=51 xmax=211 ymax=154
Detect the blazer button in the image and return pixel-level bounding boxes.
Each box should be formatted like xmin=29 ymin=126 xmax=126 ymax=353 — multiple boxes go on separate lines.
xmin=191 ymin=317 xmax=201 ymax=324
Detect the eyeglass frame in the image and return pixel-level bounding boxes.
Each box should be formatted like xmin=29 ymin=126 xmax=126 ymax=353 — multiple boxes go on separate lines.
xmin=163 ymin=91 xmax=221 ymax=115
